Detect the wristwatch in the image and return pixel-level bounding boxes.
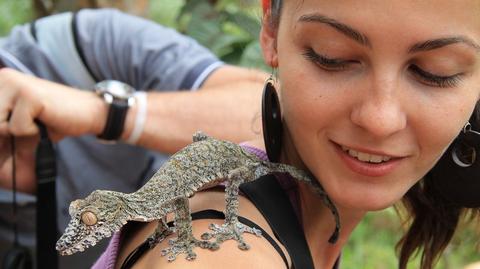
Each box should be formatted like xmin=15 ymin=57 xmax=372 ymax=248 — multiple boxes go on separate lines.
xmin=95 ymin=80 xmax=136 ymax=141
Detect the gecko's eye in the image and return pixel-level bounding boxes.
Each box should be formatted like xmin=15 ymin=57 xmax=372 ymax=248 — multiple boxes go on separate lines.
xmin=81 ymin=211 xmax=98 ymax=226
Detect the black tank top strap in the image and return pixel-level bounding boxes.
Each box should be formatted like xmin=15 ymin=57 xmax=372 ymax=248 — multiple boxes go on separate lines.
xmin=190 ymin=209 xmax=289 ymax=267
xmin=239 ymin=175 xmax=315 ymax=269
xmin=120 ymin=209 xmax=289 ymax=269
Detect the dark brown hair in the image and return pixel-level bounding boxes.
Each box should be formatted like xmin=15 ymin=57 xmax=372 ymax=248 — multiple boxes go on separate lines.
xmin=265 ymin=1 xmax=480 ymax=268
xmin=398 ymin=103 xmax=480 ymax=269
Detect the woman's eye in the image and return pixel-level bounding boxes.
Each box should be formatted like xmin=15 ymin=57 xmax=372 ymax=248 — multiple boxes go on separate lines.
xmin=302 ymin=48 xmax=354 ymax=71
xmin=408 ymin=64 xmax=463 ymax=88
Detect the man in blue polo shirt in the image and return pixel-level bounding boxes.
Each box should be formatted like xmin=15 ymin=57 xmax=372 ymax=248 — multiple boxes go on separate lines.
xmin=0 ymin=8 xmax=265 ymax=268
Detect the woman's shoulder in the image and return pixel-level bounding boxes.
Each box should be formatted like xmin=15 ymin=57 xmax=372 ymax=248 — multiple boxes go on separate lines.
xmin=116 ymin=189 xmax=290 ymax=269
xmin=137 ymin=219 xmax=286 ymax=269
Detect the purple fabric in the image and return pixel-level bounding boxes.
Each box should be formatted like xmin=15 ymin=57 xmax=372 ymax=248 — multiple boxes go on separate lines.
xmin=91 ymin=145 xmax=301 ymax=269
xmin=91 ymin=232 xmax=121 ymax=269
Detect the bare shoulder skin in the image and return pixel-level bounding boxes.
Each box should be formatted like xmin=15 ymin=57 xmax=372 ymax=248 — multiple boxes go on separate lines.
xmin=116 ymin=190 xmax=290 ymax=269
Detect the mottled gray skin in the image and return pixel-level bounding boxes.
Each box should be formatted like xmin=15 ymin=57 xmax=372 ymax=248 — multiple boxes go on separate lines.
xmin=56 ymin=132 xmax=339 ymax=261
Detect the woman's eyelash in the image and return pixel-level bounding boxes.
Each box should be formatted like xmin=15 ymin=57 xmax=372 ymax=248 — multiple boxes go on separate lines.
xmin=302 ymin=48 xmax=350 ymax=70
xmin=409 ymin=65 xmax=463 ymax=88
xmin=302 ymin=48 xmax=463 ymax=88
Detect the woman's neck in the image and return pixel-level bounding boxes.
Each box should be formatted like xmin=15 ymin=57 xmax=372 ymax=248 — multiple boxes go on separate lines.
xmin=279 ymin=128 xmax=365 ymax=268
xmin=298 ymin=183 xmax=365 ymax=268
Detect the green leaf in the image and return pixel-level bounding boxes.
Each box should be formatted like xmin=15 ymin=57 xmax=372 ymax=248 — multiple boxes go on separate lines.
xmin=148 ymin=0 xmax=185 ymax=28
xmin=226 ymin=11 xmax=261 ymax=38
xmin=185 ymin=2 xmax=222 ymax=46
xmin=210 ymin=34 xmax=247 ymax=58
xmin=239 ymin=41 xmax=269 ymax=70
xmin=0 ymin=0 xmax=33 ymax=36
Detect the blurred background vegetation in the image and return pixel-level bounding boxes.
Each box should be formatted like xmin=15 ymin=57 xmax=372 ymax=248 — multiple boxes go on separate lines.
xmin=0 ymin=0 xmax=478 ymax=268
xmin=0 ymin=0 xmax=267 ymax=70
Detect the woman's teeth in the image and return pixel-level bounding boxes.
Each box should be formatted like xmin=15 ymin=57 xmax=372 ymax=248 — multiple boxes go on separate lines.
xmin=341 ymin=146 xmax=392 ymax=163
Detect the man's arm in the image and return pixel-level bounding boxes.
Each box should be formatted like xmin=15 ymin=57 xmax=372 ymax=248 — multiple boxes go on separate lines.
xmin=123 ymin=65 xmax=265 ymax=153
xmin=0 ymin=8 xmax=267 ymax=193
xmin=0 ymin=63 xmax=266 ymax=193
xmin=67 ymin=8 xmax=267 ymax=152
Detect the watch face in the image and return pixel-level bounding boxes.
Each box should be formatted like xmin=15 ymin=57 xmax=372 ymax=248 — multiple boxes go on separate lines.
xmin=95 ymin=80 xmax=136 ymax=99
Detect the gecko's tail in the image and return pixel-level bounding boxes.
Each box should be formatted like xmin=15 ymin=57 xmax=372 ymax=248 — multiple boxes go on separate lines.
xmin=269 ymin=162 xmax=341 ymax=244
xmin=269 ymin=163 xmax=312 ymax=182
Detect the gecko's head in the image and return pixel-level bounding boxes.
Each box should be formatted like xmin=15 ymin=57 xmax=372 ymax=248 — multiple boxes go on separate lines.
xmin=56 ymin=190 xmax=127 ymax=256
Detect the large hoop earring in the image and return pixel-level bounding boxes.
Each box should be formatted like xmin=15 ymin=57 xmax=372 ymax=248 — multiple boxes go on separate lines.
xmin=430 ymin=120 xmax=480 ymax=208
xmin=262 ymin=77 xmax=283 ymax=162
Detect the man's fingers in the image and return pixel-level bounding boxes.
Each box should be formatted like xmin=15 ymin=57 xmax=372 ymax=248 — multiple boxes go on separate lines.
xmin=0 ymin=156 xmax=13 ymax=189
xmin=0 ymin=122 xmax=9 ymax=136
xmin=9 ymin=95 xmax=40 ymax=136
xmin=0 ymin=68 xmax=37 ymax=136
xmin=0 ymin=135 xmax=38 ymax=193
xmin=0 ymin=68 xmax=94 ymax=140
xmin=0 ymin=99 xmax=13 ymax=123
xmin=0 ymin=137 xmax=11 ymax=165
xmin=0 ymin=75 xmax=16 ymax=135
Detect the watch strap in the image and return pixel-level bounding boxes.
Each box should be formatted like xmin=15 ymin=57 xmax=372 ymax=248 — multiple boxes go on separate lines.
xmin=98 ymin=100 xmax=129 ymax=140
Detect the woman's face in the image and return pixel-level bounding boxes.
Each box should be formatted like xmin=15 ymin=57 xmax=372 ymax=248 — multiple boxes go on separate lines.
xmin=261 ymin=0 xmax=480 ymax=211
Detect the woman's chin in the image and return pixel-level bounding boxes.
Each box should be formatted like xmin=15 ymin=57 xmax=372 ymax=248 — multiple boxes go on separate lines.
xmin=330 ymin=188 xmax=403 ymax=213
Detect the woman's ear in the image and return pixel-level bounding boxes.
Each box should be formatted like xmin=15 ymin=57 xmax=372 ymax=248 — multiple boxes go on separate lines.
xmin=260 ymin=16 xmax=279 ymax=68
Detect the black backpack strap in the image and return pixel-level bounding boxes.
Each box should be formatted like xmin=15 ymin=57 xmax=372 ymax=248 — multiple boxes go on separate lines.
xmin=35 ymin=122 xmax=58 ymax=269
xmin=240 ymin=175 xmax=315 ymax=269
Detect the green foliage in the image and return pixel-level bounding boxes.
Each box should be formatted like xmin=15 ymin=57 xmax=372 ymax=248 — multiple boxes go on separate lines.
xmin=149 ymin=0 xmax=267 ymax=70
xmin=0 ymin=0 xmax=33 ymax=36
xmin=148 ymin=0 xmax=185 ymax=28
xmin=343 ymin=208 xmax=480 ymax=269
xmin=342 ymin=209 xmax=400 ymax=269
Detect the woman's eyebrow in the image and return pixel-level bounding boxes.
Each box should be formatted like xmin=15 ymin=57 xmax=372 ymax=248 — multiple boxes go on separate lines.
xmin=298 ymin=13 xmax=371 ymax=47
xmin=408 ymin=37 xmax=480 ymax=54
xmin=298 ymin=13 xmax=480 ymax=54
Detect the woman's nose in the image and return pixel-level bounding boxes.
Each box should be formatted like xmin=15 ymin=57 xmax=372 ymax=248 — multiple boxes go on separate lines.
xmin=350 ymin=79 xmax=407 ymax=138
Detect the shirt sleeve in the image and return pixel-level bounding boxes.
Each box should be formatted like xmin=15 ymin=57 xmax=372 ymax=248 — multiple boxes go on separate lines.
xmin=73 ymin=8 xmax=224 ymax=91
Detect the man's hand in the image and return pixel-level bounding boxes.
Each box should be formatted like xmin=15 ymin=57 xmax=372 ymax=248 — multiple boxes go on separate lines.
xmin=0 ymin=68 xmax=107 ymax=193
xmin=0 ymin=68 xmax=107 ymax=139
xmin=0 ymin=135 xmax=38 ymax=193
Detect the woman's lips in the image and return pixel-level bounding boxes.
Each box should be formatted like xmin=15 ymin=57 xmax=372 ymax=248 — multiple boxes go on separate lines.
xmin=333 ymin=142 xmax=404 ymax=177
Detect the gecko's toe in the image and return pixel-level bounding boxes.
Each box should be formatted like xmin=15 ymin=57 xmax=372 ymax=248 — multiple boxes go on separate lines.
xmin=160 ymin=237 xmax=216 ymax=261
xmin=210 ymin=242 xmax=220 ymax=251
xmin=200 ymin=232 xmax=214 ymax=240
xmin=238 ymin=241 xmax=250 ymax=251
xmin=161 ymin=246 xmax=186 ymax=262
xmin=185 ymin=251 xmax=197 ymax=261
xmin=204 ymin=221 xmax=263 ymax=251
xmin=161 ymin=248 xmax=170 ymax=256
xmin=166 ymin=254 xmax=177 ymax=262
xmin=197 ymin=240 xmax=220 ymax=251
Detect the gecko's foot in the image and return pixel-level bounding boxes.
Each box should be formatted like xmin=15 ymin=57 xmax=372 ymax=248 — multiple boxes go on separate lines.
xmin=201 ymin=222 xmax=262 ymax=250
xmin=160 ymin=237 xmax=219 ymax=262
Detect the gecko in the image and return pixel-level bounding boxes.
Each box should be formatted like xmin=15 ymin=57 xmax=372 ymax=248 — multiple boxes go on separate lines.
xmin=56 ymin=131 xmax=340 ymax=262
